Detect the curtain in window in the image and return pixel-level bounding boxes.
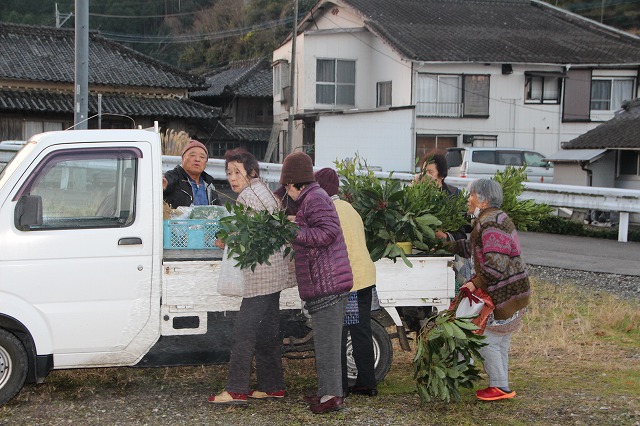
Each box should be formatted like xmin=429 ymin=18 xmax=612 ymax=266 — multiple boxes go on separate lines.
xmin=591 ymin=80 xmax=611 ymax=110
xmin=529 ymin=77 xmax=542 ymax=101
xmin=543 ymin=77 xmax=559 ymax=101
xmin=336 ymin=60 xmax=355 ymax=106
xmin=438 ymin=76 xmax=460 ymax=116
xmin=464 ymin=75 xmax=489 ymax=116
xmin=416 ymin=74 xmax=438 ymax=115
xmin=612 ymin=80 xmax=634 ymax=111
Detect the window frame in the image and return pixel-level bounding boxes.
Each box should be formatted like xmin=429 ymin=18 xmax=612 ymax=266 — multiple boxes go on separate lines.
xmin=525 ymin=74 xmax=562 ymax=104
xmin=617 ymin=150 xmax=640 ymax=179
xmin=590 ymin=77 xmax=635 ymax=112
xmin=15 ymin=147 xmax=141 ymax=230
xmin=416 ymin=73 xmax=489 ymax=118
xmin=376 ymin=81 xmax=392 ymax=107
xmin=315 ymin=58 xmax=356 ymax=107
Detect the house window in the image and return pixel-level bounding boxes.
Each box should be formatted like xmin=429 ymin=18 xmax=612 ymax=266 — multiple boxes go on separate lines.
xmin=525 ymin=75 xmax=561 ymax=103
xmin=273 ymin=60 xmax=290 ymax=100
xmin=591 ymin=78 xmax=634 ymax=111
xmin=618 ymin=150 xmax=639 ymax=177
xmin=416 ymin=74 xmax=489 ymax=117
xmin=316 ymin=59 xmax=356 ymax=106
xmin=415 ymin=135 xmax=457 ymax=169
xmin=377 ymin=81 xmax=392 ymax=107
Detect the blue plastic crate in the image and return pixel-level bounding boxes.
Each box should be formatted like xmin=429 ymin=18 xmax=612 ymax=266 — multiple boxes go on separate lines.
xmin=163 ymin=219 xmax=221 ymax=250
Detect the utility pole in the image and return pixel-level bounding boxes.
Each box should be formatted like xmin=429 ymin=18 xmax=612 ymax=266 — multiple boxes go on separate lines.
xmin=74 ymin=0 xmax=89 ymax=129
xmin=55 ymin=3 xmax=73 ymax=28
xmin=287 ymin=0 xmax=298 ymax=156
xmin=600 ymin=0 xmax=605 ymax=23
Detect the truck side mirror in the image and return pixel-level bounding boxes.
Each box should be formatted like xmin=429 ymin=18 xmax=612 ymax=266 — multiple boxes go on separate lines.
xmin=15 ymin=194 xmax=43 ymax=231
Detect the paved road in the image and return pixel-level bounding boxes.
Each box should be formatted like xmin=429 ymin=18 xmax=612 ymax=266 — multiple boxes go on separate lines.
xmin=518 ymin=231 xmax=640 ymax=276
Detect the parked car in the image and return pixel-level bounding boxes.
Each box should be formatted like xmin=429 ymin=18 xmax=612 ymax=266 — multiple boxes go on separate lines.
xmin=446 ymin=147 xmax=553 ymax=183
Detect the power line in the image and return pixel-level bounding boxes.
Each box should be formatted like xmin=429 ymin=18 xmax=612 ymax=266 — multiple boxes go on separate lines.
xmin=99 ymin=16 xmax=294 ymax=44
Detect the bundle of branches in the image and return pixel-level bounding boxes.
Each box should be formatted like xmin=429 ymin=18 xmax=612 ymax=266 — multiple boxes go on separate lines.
xmin=217 ymin=202 xmax=297 ymax=271
xmin=494 ymin=166 xmax=553 ymax=231
xmin=335 ymin=156 xmax=468 ymax=266
xmin=413 ymin=310 xmax=486 ymax=403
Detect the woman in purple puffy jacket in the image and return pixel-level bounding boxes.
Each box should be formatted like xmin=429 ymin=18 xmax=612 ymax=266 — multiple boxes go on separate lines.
xmin=280 ymin=152 xmax=353 ymax=414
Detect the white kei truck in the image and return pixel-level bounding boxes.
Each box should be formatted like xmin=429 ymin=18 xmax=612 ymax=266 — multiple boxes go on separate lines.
xmin=0 ymin=128 xmax=454 ymax=404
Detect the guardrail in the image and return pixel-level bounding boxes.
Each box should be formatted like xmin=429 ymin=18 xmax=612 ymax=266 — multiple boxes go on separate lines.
xmin=164 ymin=156 xmax=640 ymax=242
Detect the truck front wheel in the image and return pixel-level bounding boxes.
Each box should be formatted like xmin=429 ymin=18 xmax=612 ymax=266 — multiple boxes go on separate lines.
xmin=346 ymin=320 xmax=393 ymax=385
xmin=0 ymin=329 xmax=28 ymax=405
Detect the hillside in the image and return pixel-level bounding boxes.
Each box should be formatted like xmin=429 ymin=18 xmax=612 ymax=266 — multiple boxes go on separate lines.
xmin=0 ymin=0 xmax=637 ymax=72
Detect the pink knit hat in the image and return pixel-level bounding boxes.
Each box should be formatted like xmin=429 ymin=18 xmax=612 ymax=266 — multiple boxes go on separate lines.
xmin=182 ymin=140 xmax=208 ymax=157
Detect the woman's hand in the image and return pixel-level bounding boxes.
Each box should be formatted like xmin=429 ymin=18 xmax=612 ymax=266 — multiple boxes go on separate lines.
xmin=462 ymin=281 xmax=476 ymax=292
xmin=287 ymin=215 xmax=296 ymax=222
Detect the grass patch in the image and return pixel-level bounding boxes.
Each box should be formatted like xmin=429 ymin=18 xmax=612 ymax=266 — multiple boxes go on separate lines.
xmin=2 ymin=278 xmax=639 ymax=425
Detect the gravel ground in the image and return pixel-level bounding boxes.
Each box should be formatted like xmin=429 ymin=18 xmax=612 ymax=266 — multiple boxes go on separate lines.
xmin=0 ymin=266 xmax=638 ymax=425
xmin=527 ymin=264 xmax=640 ymax=301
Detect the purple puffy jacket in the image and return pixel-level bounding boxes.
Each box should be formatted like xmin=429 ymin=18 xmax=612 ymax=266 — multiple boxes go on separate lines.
xmin=292 ymin=183 xmax=353 ymax=301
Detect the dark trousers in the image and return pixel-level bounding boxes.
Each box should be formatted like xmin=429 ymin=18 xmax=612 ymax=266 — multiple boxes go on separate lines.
xmin=341 ymin=286 xmax=376 ymax=390
xmin=226 ymin=292 xmax=284 ymax=394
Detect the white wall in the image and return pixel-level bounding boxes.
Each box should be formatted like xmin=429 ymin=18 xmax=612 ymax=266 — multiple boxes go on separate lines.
xmin=315 ymin=108 xmax=415 ymax=172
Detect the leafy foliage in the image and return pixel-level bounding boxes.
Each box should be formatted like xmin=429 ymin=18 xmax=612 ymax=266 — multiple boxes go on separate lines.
xmin=217 ymin=202 xmax=297 ymax=271
xmin=335 ymin=156 xmax=469 ymax=266
xmin=413 ymin=311 xmax=486 ymax=403
xmin=494 ymin=166 xmax=554 ymax=231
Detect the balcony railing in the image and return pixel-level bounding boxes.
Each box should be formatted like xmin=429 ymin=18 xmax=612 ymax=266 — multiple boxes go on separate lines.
xmin=416 ymin=102 xmax=463 ymax=117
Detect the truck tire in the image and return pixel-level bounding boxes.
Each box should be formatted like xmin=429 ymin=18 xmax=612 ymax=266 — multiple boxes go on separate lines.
xmin=0 ymin=329 xmax=28 ymax=405
xmin=346 ymin=320 xmax=393 ymax=385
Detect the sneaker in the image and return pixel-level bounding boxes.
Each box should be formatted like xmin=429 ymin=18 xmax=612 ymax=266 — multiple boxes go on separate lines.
xmin=475 ymin=387 xmax=516 ymax=401
xmin=248 ymin=390 xmax=285 ymax=399
xmin=207 ymin=390 xmax=248 ymax=405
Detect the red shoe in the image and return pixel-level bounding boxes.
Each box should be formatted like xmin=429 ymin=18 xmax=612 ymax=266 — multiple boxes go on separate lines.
xmin=309 ymin=396 xmax=344 ymax=414
xmin=248 ymin=390 xmax=285 ymax=399
xmin=207 ymin=390 xmax=248 ymax=405
xmin=476 ymin=387 xmax=516 ymax=401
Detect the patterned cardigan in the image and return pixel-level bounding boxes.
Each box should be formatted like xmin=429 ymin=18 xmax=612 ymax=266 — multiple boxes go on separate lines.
xmin=445 ymin=208 xmax=531 ymax=320
xmin=236 ymin=178 xmax=293 ymax=298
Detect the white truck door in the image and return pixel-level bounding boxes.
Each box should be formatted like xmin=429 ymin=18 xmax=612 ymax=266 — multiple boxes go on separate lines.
xmin=0 ymin=142 xmax=155 ymax=366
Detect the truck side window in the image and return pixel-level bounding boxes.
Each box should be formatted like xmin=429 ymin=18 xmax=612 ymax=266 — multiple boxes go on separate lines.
xmin=16 ymin=148 xmax=140 ymax=230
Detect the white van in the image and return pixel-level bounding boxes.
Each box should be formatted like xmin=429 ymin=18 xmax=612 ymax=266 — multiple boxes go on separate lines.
xmin=446 ymin=147 xmax=554 ymax=183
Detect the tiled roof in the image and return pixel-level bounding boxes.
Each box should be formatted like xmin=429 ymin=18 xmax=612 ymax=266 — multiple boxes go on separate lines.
xmin=0 ymin=22 xmax=206 ymax=89
xmin=0 ymin=88 xmax=220 ymax=119
xmin=213 ymin=122 xmax=272 ymax=142
xmin=191 ymin=59 xmax=272 ymax=98
xmin=563 ymin=98 xmax=640 ymax=149
xmin=309 ymin=0 xmax=640 ymax=64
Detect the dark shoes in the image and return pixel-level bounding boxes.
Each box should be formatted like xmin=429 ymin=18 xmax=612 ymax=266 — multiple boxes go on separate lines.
xmin=309 ymin=396 xmax=344 ymax=414
xmin=349 ymin=386 xmax=378 ymax=397
xmin=303 ymin=395 xmax=321 ymax=405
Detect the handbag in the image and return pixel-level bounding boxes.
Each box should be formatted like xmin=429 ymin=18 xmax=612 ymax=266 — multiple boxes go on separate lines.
xmin=217 ymin=246 xmax=245 ymax=297
xmin=449 ymin=286 xmax=495 ymax=335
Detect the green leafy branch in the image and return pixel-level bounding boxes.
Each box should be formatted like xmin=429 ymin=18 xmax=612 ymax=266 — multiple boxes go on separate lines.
xmin=217 ymin=202 xmax=297 ymax=271
xmin=495 ymin=166 xmax=553 ymax=231
xmin=413 ymin=311 xmax=486 ymax=403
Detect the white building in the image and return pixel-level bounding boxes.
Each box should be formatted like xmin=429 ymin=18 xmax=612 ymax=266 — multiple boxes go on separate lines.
xmin=272 ymin=0 xmax=640 ymax=173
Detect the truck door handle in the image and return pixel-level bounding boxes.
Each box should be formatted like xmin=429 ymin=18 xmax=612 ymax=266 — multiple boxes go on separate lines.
xmin=118 ymin=237 xmax=142 ymax=245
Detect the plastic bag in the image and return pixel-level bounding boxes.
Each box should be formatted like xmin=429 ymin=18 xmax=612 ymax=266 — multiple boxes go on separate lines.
xmin=449 ymin=287 xmax=494 ymax=335
xmin=217 ymin=246 xmax=245 ymax=297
